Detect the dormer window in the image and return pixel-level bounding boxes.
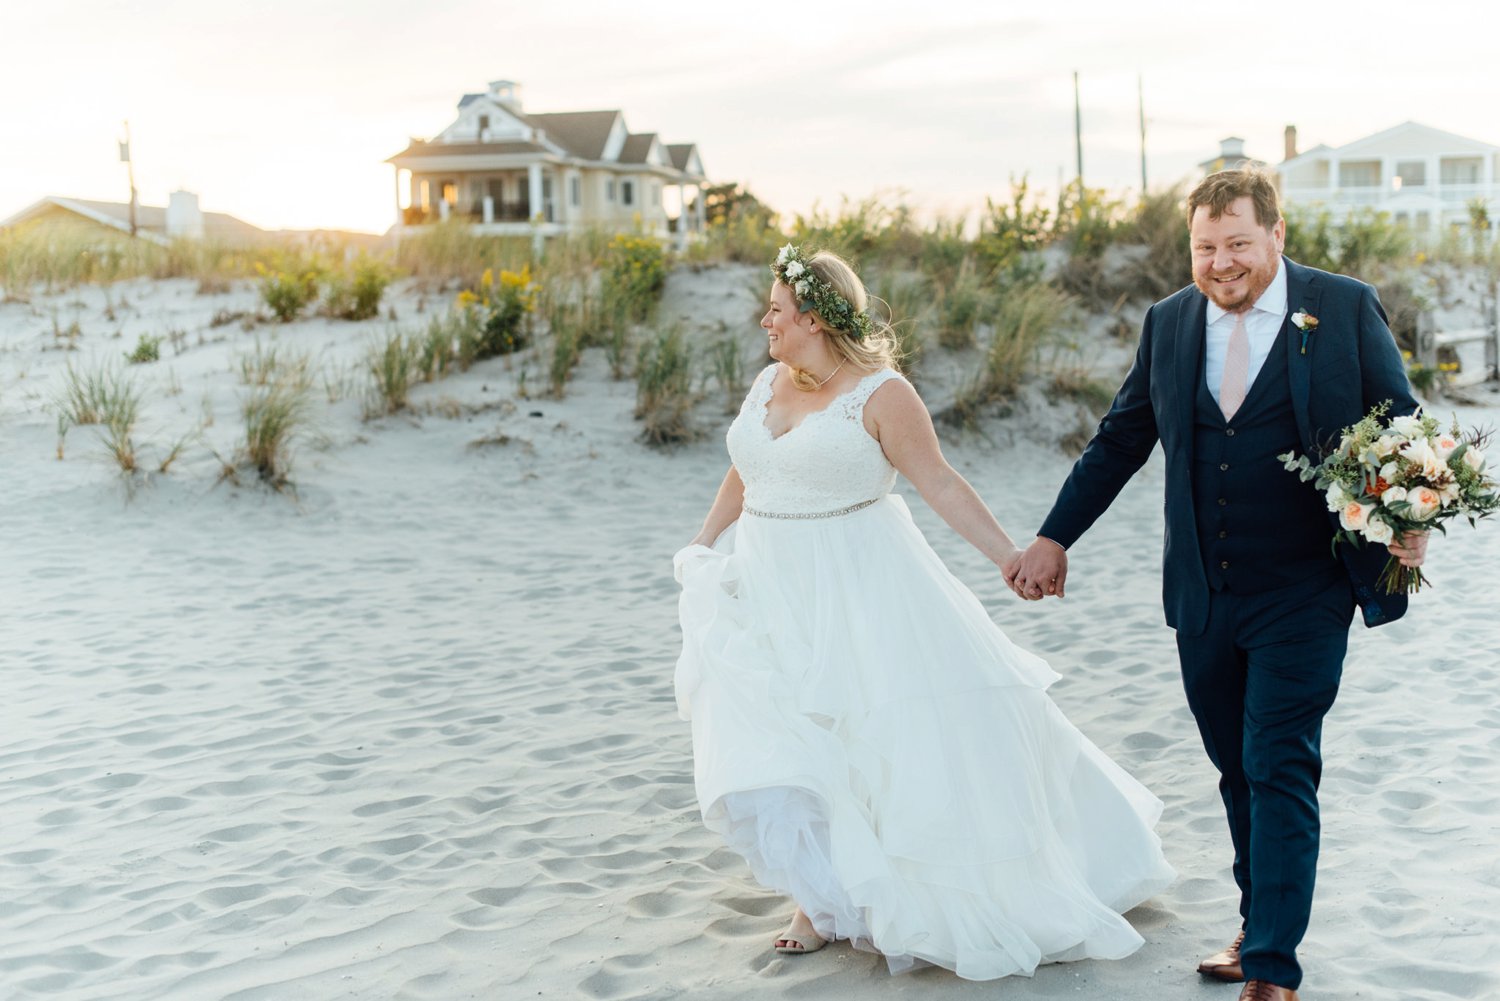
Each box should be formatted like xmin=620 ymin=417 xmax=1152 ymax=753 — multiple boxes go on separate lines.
xmin=478 ymin=114 xmax=490 ymax=136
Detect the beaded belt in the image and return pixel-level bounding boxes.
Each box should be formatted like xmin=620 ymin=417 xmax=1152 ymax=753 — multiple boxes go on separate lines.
xmin=742 ymin=497 xmax=881 ymax=520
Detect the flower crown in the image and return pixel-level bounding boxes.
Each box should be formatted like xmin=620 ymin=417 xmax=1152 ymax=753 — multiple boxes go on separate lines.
xmin=770 ymin=244 xmax=873 ymax=340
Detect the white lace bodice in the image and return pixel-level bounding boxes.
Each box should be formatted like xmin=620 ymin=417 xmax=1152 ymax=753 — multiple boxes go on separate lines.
xmin=726 ymin=363 xmax=906 ymax=515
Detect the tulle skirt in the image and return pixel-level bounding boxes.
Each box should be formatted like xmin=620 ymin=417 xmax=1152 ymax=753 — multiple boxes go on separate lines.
xmin=674 ymin=494 xmax=1175 ymax=980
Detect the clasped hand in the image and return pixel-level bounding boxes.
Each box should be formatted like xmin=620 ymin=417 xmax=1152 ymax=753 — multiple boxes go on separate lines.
xmin=1002 ymin=537 xmax=1068 ymax=601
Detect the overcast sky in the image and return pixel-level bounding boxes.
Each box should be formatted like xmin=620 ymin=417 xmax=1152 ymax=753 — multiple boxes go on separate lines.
xmin=5 ymin=0 xmax=1499 ymax=233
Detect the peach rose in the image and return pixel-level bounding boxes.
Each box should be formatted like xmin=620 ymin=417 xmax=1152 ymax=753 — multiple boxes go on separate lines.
xmin=1406 ymin=486 xmax=1442 ymax=520
xmin=1340 ymin=501 xmax=1374 ymax=531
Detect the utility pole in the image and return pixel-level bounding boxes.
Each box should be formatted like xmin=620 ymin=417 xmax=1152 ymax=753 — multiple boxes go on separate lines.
xmin=1138 ymin=74 xmax=1148 ymax=195
xmin=1073 ymin=71 xmax=1083 ymax=191
xmin=119 ymin=121 xmax=137 ymax=237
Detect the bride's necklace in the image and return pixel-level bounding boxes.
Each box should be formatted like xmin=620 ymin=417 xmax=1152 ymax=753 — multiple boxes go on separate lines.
xmin=802 ymin=360 xmax=844 ymax=391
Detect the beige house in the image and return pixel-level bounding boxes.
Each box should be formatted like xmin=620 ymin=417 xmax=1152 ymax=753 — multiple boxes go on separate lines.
xmin=386 ymin=80 xmax=708 ymax=243
xmin=1278 ymin=121 xmax=1500 ymax=235
xmin=0 ymin=192 xmax=262 ymax=246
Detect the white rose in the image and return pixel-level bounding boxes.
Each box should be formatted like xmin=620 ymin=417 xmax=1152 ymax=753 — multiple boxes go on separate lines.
xmin=1390 ymin=414 xmax=1426 ymax=438
xmin=1380 ymin=461 xmax=1401 ymax=485
xmin=1382 ymin=486 xmax=1408 ymax=503
xmin=1463 ymin=447 xmax=1486 ymax=472
xmin=1374 ymin=434 xmax=1401 ymax=458
xmin=776 ymin=244 xmax=794 ymax=264
xmin=1433 ymin=433 xmax=1460 ymax=460
xmin=1363 ymin=517 xmax=1394 ymax=545
xmin=1406 ymin=486 xmax=1442 ymax=520
xmin=794 ymin=279 xmax=810 ymax=297
xmin=784 ymin=260 xmax=805 ymax=278
xmin=1339 ymin=501 xmax=1373 ymax=531
xmin=1438 ymin=480 xmax=1461 ymax=506
xmin=1325 ymin=484 xmax=1351 ymax=512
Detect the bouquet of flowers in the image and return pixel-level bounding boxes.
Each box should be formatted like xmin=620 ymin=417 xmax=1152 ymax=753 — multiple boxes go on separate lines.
xmin=1279 ymin=403 xmax=1498 ymax=594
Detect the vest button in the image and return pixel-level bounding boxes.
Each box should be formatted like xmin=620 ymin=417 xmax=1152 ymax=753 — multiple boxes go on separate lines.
xmin=1220 ymin=561 xmax=1230 ymax=570
xmin=1220 ymin=463 xmax=1229 ymax=471
xmin=1226 ymin=429 xmax=1236 ymax=437
xmin=1218 ymin=530 xmax=1228 ymax=538
xmin=1218 ymin=498 xmax=1227 ymax=506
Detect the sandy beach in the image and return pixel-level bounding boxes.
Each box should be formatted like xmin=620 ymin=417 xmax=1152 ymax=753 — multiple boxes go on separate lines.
xmin=3 ymin=270 xmax=1499 ymax=1001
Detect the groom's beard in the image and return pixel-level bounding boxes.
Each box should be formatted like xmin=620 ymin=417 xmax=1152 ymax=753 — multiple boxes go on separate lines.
xmin=1195 ymin=256 xmax=1279 ymax=313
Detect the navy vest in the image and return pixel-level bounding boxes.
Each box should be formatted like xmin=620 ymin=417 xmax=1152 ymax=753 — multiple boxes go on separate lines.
xmin=1192 ymin=324 xmax=1342 ymax=593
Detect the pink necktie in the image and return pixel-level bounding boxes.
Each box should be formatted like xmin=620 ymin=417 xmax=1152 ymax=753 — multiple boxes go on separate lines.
xmin=1219 ymin=312 xmax=1249 ymax=420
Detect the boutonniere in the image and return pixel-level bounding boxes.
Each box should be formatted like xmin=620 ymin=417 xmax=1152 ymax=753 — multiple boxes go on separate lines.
xmin=1291 ymin=310 xmax=1319 ymax=355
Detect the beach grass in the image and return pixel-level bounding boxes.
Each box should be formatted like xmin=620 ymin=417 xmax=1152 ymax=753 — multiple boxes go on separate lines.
xmin=635 ymin=325 xmax=698 ymax=445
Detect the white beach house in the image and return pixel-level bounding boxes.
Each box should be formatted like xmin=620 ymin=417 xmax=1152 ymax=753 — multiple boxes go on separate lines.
xmin=386 ymin=80 xmax=709 ymax=244
xmin=1277 ymin=121 xmax=1500 ymax=236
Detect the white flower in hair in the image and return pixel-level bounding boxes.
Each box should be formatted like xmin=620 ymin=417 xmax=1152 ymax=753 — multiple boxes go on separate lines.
xmin=776 ymin=244 xmax=794 ymax=265
xmin=784 ymin=260 xmax=805 ymax=278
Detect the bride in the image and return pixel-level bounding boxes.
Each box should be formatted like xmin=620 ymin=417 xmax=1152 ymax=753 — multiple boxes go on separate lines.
xmin=673 ymin=245 xmax=1174 ymax=980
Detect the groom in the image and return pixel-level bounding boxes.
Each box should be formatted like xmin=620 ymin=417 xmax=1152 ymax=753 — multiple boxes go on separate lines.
xmin=1007 ymin=168 xmax=1426 ymax=1000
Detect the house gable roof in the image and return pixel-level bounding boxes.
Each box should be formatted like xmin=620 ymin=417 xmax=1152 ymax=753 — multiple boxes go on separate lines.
xmin=524 ymin=110 xmax=623 ymax=161
xmin=666 ymin=143 xmax=702 ymax=175
xmin=1282 ymin=122 xmax=1499 ymax=166
xmin=0 ymin=196 xmax=263 ymax=243
xmin=618 ymin=133 xmax=658 ymax=165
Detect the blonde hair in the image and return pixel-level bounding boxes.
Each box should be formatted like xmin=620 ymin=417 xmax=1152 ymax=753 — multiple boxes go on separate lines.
xmin=782 ymin=250 xmax=901 ymax=391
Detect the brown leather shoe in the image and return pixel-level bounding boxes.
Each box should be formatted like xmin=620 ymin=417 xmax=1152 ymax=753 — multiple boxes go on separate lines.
xmin=1197 ymin=930 xmax=1245 ymax=981
xmin=1239 ymin=980 xmax=1300 ymax=1000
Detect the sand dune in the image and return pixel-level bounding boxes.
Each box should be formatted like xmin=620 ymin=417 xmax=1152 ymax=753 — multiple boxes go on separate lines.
xmin=2 ymin=273 xmax=1498 ymax=1000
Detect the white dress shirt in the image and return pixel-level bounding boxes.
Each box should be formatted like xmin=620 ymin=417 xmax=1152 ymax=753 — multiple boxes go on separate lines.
xmin=1203 ymin=257 xmax=1288 ymax=407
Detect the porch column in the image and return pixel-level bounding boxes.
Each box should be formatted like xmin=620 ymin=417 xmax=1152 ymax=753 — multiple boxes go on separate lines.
xmin=393 ymin=167 xmax=403 ymax=228
xmin=694 ymin=182 xmax=705 ymax=234
xmin=676 ymin=181 xmax=688 ymax=251
xmin=528 ymin=163 xmax=542 ymax=223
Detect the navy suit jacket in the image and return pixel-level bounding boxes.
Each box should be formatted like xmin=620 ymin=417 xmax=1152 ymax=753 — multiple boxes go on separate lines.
xmin=1037 ymin=258 xmax=1420 ymax=637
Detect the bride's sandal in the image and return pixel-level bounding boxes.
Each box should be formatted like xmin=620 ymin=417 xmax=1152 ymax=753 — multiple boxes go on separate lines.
xmin=773 ymin=911 xmax=827 ymax=955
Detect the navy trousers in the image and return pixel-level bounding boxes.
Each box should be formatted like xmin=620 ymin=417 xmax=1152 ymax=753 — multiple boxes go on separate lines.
xmin=1175 ymin=572 xmax=1355 ymax=990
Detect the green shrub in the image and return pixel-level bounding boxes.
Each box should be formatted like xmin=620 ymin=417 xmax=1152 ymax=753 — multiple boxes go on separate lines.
xmin=125 ymin=333 xmax=162 ymax=364
xmin=601 ymin=234 xmax=667 ymax=326
xmin=323 ymin=254 xmax=392 ymax=320
xmin=457 ymin=265 xmax=538 ymax=359
xmin=256 ymin=263 xmax=319 ymax=322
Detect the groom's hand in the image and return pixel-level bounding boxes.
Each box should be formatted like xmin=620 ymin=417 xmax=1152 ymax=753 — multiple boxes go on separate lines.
xmin=1387 ymin=530 xmax=1429 ymax=568
xmin=1008 ymin=537 xmax=1069 ymax=601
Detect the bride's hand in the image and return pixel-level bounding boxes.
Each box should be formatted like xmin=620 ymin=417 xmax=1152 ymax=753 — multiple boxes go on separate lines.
xmin=1009 ymin=538 xmax=1068 ymax=600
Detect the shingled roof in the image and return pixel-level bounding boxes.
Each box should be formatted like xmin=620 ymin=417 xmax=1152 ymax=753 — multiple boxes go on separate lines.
xmin=387 ymin=140 xmax=552 ymax=161
xmin=524 ymin=110 xmax=621 ymax=161
xmin=618 ymin=133 xmax=657 ymax=165
xmin=0 ymin=196 xmax=264 ymax=243
xmin=666 ymin=143 xmax=703 ymax=175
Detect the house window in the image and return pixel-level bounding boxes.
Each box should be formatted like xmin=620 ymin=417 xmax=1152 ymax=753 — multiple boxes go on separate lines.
xmin=570 ymin=177 xmax=580 ymax=207
xmin=1415 ymin=211 xmax=1431 ymax=230
xmin=478 ymin=114 xmax=490 ymax=139
xmin=1441 ymin=157 xmax=1482 ymax=185
xmin=1337 ymin=161 xmax=1380 ymax=188
xmin=1394 ymin=212 xmax=1410 ymax=227
xmin=622 ymin=180 xmax=635 ymax=206
xmin=441 ymin=181 xmax=457 ymax=205
xmin=1395 ymin=161 xmax=1426 ymax=188
xmin=607 ymin=179 xmax=616 ymax=202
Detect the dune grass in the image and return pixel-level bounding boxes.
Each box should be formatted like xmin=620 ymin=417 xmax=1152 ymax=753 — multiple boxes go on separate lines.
xmin=635 ymin=326 xmax=698 ymax=446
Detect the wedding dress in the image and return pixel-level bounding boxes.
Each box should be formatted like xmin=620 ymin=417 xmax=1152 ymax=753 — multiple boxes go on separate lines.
xmin=674 ymin=363 xmax=1175 ymax=980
